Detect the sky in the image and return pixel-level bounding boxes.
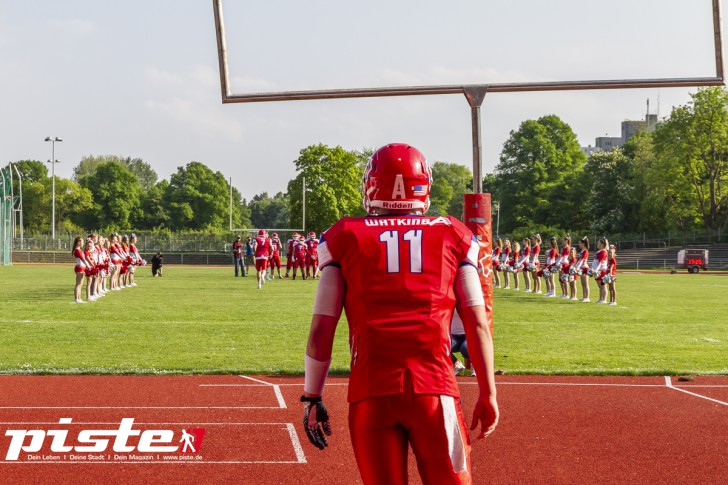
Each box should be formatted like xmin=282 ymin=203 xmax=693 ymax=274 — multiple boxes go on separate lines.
xmin=0 ymin=0 xmax=721 ymax=200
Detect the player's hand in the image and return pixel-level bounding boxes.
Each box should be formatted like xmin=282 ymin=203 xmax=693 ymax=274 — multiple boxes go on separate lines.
xmin=470 ymin=394 xmax=499 ymax=439
xmin=301 ymin=396 xmax=332 ymax=450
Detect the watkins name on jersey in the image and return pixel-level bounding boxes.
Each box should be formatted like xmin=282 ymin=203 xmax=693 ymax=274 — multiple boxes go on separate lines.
xmin=363 ymin=216 xmax=451 ymax=227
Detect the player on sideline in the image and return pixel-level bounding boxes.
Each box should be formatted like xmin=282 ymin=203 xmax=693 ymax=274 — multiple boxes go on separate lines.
xmin=305 ymin=231 xmax=319 ymax=279
xmin=269 ymin=233 xmax=283 ymax=279
xmin=301 ymin=143 xmax=499 ymax=485
xmin=252 ymin=229 xmax=271 ymax=289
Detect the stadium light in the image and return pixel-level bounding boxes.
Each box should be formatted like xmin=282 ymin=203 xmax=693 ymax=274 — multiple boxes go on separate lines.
xmin=44 ymin=136 xmax=62 ymax=242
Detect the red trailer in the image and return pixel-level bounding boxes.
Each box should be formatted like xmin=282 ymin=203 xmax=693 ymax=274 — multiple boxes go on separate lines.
xmin=677 ymin=248 xmax=709 ymax=273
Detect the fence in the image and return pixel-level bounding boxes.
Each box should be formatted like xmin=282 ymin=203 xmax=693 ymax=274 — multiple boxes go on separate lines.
xmin=11 ymin=231 xmax=305 ymax=254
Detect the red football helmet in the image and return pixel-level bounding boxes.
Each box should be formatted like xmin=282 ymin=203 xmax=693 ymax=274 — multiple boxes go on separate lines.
xmin=272 ymin=233 xmax=278 ymax=238
xmin=362 ymin=143 xmax=432 ymax=215
xmin=308 ymin=231 xmax=316 ymax=239
xmin=258 ymin=229 xmax=265 ymax=236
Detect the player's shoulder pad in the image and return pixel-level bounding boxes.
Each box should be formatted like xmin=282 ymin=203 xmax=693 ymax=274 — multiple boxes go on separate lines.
xmin=319 ymin=218 xmax=353 ymax=267
xmin=446 ymin=216 xmax=480 ymax=267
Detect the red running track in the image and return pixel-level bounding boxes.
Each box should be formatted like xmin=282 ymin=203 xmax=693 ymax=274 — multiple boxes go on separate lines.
xmin=0 ymin=375 xmax=725 ymax=484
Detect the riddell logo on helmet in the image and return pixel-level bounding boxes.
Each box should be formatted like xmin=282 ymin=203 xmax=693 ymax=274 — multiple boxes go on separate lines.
xmin=382 ymin=201 xmax=416 ymax=209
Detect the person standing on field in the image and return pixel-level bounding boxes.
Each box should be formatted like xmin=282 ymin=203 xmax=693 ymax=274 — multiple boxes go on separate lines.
xmin=252 ymin=230 xmax=271 ymax=289
xmin=233 ymin=235 xmax=245 ymax=277
xmin=301 ymin=143 xmax=498 ymax=485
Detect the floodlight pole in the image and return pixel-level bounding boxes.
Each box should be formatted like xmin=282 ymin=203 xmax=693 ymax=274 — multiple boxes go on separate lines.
xmin=44 ymin=136 xmax=62 ymax=242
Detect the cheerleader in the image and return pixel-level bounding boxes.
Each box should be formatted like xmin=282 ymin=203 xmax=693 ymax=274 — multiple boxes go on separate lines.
xmin=128 ymin=233 xmax=143 ymax=287
xmin=568 ymin=247 xmax=578 ymax=300
xmin=502 ymin=238 xmax=512 ymax=289
xmin=100 ymin=237 xmax=111 ymax=293
xmin=72 ymin=237 xmax=91 ymax=303
xmin=120 ymin=234 xmax=132 ymax=288
xmin=83 ymin=239 xmax=98 ymax=301
xmin=606 ymin=245 xmax=618 ymax=306
xmin=519 ymin=237 xmax=531 ymax=292
xmin=557 ymin=235 xmax=572 ymax=299
xmin=530 ymin=234 xmax=542 ymax=294
xmin=575 ymin=237 xmax=590 ymax=302
xmin=109 ymin=233 xmax=123 ymax=290
xmin=590 ymin=238 xmax=609 ymax=304
xmin=543 ymin=236 xmax=559 ymax=297
xmin=510 ymin=241 xmax=521 ymax=291
xmin=492 ymin=238 xmax=503 ymax=289
xmin=90 ymin=233 xmax=103 ymax=298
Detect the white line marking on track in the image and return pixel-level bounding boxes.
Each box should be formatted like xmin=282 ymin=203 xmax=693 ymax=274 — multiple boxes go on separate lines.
xmin=0 ymin=406 xmax=278 ymax=410
xmin=238 ymin=375 xmax=287 ymax=409
xmin=286 ymin=423 xmax=307 ymax=464
xmin=664 ymin=376 xmax=728 ymax=406
xmin=202 ymin=381 xmax=728 ymax=388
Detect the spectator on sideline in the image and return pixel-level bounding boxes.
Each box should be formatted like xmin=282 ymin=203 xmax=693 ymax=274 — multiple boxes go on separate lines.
xmin=244 ymin=236 xmax=255 ymax=276
xmin=233 ymin=235 xmax=245 ymax=277
xmin=151 ymin=252 xmax=163 ymax=277
xmin=301 ymin=143 xmax=498 ymax=484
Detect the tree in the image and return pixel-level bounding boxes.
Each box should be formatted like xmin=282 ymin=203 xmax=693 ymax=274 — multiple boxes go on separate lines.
xmin=76 ymin=162 xmax=143 ymax=230
xmin=121 ymin=158 xmax=158 ymax=191
xmin=163 ymin=162 xmax=232 ymax=231
xmin=653 ymin=87 xmax=728 ymax=232
xmin=11 ymin=160 xmax=48 ymax=185
xmin=584 ymin=149 xmax=641 ymax=235
xmin=430 ymin=162 xmax=472 ymax=216
xmin=288 ymin=144 xmax=365 ymax=233
xmin=493 ymin=115 xmax=587 ymax=233
xmin=249 ymin=192 xmax=290 ymax=229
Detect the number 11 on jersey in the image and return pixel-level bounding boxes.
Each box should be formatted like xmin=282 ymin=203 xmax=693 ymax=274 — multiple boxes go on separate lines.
xmin=379 ymin=230 xmax=423 ymax=274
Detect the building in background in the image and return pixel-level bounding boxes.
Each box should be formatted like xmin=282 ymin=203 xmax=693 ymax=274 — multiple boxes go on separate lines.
xmin=581 ymin=100 xmax=659 ymax=156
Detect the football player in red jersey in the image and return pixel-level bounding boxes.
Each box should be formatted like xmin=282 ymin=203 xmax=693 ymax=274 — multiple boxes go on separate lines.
xmin=284 ymin=233 xmax=298 ymax=278
xmin=253 ymin=229 xmax=271 ymax=289
xmin=269 ymin=233 xmax=283 ymax=279
xmin=305 ymin=232 xmax=319 ymax=279
xmin=291 ymin=235 xmax=308 ymax=280
xmin=301 ymin=143 xmax=498 ymax=485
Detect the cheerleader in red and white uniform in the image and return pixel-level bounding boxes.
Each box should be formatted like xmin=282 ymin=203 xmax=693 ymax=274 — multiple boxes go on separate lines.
xmin=510 ymin=241 xmax=521 ymax=291
xmin=530 ymin=234 xmax=542 ymax=294
xmin=542 ymin=236 xmax=559 ymax=297
xmin=575 ymin=237 xmax=590 ymax=302
xmin=568 ymin=247 xmax=579 ymax=300
xmin=492 ymin=238 xmax=503 ymax=289
xmin=120 ymin=235 xmax=132 ymax=288
xmin=109 ymin=233 xmax=123 ymax=290
xmin=606 ymin=245 xmax=618 ymax=306
xmin=83 ymin=239 xmax=99 ymax=301
xmin=72 ymin=237 xmax=91 ymax=303
xmin=128 ymin=233 xmax=144 ymax=287
xmin=557 ymin=235 xmax=572 ymax=299
xmin=590 ymin=238 xmax=609 ymax=304
xmin=90 ymin=233 xmax=104 ymax=299
xmin=99 ymin=237 xmax=111 ymax=294
xmin=501 ymin=238 xmax=512 ymax=289
xmin=519 ymin=237 xmax=531 ymax=292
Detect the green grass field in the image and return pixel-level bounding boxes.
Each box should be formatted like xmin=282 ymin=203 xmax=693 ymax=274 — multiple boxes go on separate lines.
xmin=0 ymin=265 xmax=726 ymax=375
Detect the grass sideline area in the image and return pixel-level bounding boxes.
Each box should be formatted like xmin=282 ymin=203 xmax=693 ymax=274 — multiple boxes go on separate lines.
xmin=0 ymin=265 xmax=726 ymax=376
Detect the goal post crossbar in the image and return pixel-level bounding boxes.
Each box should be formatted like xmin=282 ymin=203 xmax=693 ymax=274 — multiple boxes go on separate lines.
xmin=213 ymin=0 xmax=724 ymax=105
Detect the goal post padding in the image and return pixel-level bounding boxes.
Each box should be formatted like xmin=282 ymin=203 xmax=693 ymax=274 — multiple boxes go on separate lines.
xmin=463 ymin=193 xmax=493 ymax=334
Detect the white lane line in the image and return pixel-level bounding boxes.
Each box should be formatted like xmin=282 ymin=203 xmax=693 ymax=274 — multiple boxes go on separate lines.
xmin=664 ymin=376 xmax=728 ymax=406
xmin=238 ymin=375 xmax=287 ymax=409
xmin=0 ymin=406 xmax=278 ymax=410
xmin=286 ymin=423 xmax=307 ymax=464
